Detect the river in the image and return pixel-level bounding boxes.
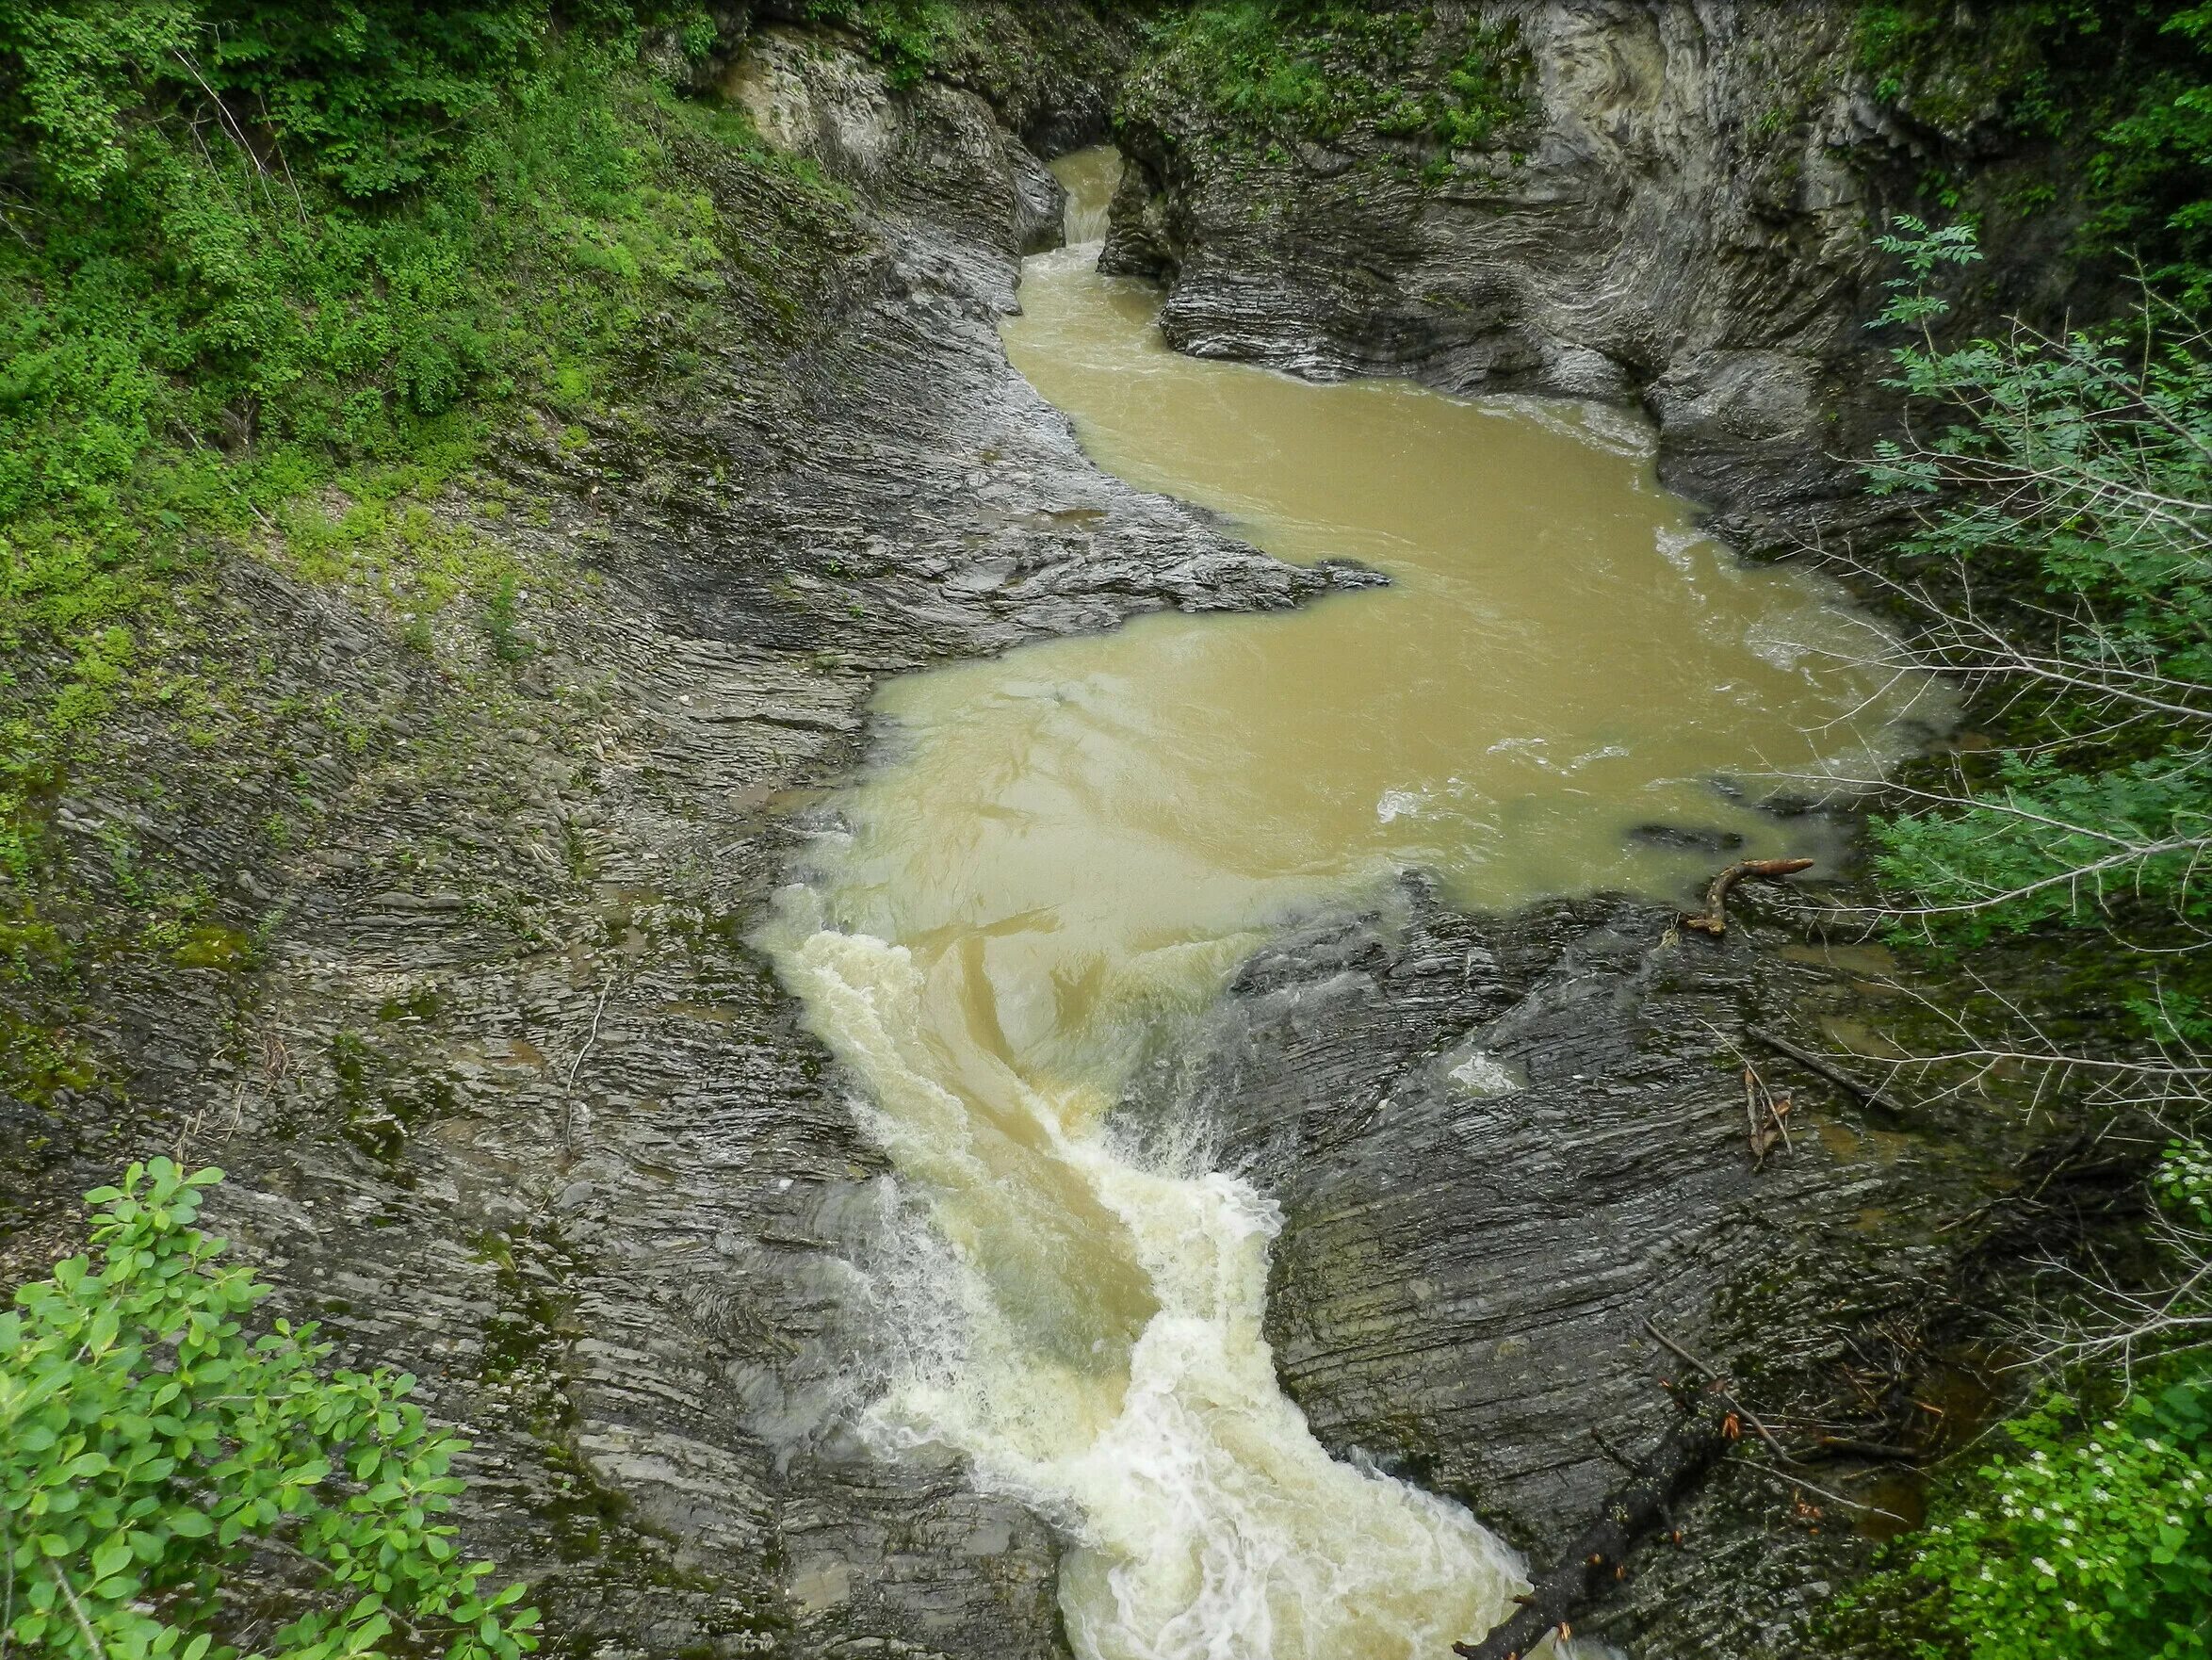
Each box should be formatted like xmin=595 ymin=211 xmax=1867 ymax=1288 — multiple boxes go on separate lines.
xmin=759 ymin=148 xmax=1930 ymax=1660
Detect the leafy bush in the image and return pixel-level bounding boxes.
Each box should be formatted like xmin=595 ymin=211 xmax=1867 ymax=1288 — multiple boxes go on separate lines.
xmin=1857 ymin=217 xmax=2212 ymax=1041
xmin=1900 ymin=1375 xmax=2212 ymax=1657
xmin=1125 ymin=1 xmax=1531 ymax=157
xmin=5 ymin=2 xmax=542 ymax=201
xmin=795 ymin=0 xmax=968 ymax=89
xmin=1 ymin=1158 xmax=537 ymax=1660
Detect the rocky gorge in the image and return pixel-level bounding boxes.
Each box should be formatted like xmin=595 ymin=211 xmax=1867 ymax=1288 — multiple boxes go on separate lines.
xmin=1103 ymin=1 xmax=2097 ymax=548
xmin=0 ymin=5 xmax=2155 ymax=1659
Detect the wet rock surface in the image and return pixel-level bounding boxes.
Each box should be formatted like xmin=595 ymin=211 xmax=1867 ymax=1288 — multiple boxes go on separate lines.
xmin=1158 ymin=877 xmax=2016 ymax=1657
xmin=1103 ymin=1 xmax=2090 ymax=549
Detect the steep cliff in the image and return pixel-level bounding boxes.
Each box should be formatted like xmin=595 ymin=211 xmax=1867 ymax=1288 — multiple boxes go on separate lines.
xmin=1101 ymin=0 xmax=2095 ymax=547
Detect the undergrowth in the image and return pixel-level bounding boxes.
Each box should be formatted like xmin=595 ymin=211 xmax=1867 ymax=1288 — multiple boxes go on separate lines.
xmin=1856 ymin=1 xmax=2212 ymax=303
xmin=1122 ymin=1 xmax=1533 ymax=165
xmin=1830 ymin=1147 xmax=2212 ymax=1657
xmin=1826 ymin=219 xmax=2212 ymax=1659
xmin=794 ymin=0 xmax=971 ymax=88
xmin=3 ymin=1158 xmax=539 ymax=1660
xmin=0 ymin=2 xmax=852 ymax=1114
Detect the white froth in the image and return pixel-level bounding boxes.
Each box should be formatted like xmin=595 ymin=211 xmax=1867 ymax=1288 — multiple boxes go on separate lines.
xmin=777 ymin=920 xmax=1528 ymax=1659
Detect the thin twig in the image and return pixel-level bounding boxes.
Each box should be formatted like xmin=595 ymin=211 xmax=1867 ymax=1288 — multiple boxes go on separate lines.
xmin=48 ymin=1563 xmax=107 ymax=1660
xmin=1589 ymin=1425 xmax=1643 ymax=1474
xmin=1643 ymin=1320 xmax=1797 ymax=1463
xmin=562 ymin=977 xmax=614 ymax=1151
xmin=1749 ymin=1027 xmax=1897 ymax=1111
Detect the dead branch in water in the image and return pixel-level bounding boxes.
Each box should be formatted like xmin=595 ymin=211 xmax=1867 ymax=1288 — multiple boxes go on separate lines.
xmin=1680 ymin=857 xmax=1815 ymax=936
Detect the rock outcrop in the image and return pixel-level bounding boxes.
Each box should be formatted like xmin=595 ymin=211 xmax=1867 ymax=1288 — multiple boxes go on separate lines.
xmin=1103 ymin=0 xmax=2090 ymax=547
xmin=1157 ymin=879 xmax=2019 ymax=1657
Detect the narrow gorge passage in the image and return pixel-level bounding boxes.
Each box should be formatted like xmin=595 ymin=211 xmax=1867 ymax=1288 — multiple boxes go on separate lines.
xmin=760 ymin=150 xmax=1935 ymax=1660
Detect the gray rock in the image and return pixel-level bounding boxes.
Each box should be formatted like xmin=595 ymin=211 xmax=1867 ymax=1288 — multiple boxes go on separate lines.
xmin=1104 ymin=0 xmax=2099 ymax=549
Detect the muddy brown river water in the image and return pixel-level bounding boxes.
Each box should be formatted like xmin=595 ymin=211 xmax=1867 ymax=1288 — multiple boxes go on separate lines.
xmin=762 ymin=149 xmax=1933 ymax=1660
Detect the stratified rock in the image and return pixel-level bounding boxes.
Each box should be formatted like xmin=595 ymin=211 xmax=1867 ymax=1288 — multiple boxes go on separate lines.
xmin=1104 ymin=1 xmax=2091 ymax=548
xmin=0 ymin=15 xmax=1337 ymax=1660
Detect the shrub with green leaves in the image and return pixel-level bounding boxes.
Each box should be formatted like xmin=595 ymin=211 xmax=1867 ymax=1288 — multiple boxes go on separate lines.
xmin=1857 ymin=216 xmax=2212 ymax=1042
xmin=1860 ymin=1142 xmax=2212 ymax=1659
xmin=1900 ymin=1378 xmax=2211 ymax=1658
xmin=794 ymin=1 xmax=968 ymax=89
xmin=1 ymin=1159 xmax=537 ymax=1660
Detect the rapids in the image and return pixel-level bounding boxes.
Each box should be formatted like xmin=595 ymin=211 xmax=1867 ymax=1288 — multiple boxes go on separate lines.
xmin=759 ymin=148 xmax=1933 ymax=1660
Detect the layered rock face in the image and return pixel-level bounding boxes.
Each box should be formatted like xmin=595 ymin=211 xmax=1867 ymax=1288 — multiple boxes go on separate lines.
xmin=1103 ymin=0 xmax=2081 ymax=546
xmin=0 ymin=15 xmax=1343 ymax=1659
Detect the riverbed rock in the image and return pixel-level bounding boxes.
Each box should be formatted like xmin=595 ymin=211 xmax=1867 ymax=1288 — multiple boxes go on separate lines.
xmin=1166 ymin=880 xmax=2022 ymax=1657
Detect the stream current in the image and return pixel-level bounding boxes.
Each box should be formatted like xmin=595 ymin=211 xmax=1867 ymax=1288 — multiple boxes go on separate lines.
xmin=762 ymin=150 xmax=1932 ymax=1659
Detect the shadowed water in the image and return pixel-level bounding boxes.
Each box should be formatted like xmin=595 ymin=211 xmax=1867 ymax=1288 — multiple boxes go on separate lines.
xmin=762 ymin=148 xmax=1934 ymax=1660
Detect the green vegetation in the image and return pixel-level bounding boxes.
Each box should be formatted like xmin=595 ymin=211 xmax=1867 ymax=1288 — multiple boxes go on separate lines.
xmin=1903 ymin=1371 xmax=2212 ymax=1655
xmin=1838 ymin=1146 xmax=2212 ymax=1657
xmin=0 ymin=0 xmax=851 ymax=1115
xmin=2 ymin=1158 xmax=537 ymax=1660
xmin=1835 ymin=218 xmax=2212 ymax=1658
xmin=1861 ymin=217 xmax=2212 ymax=1041
xmin=1123 ymin=2 xmax=1532 ymax=160
xmin=795 ymin=1 xmax=969 ymax=88
xmin=1857 ymin=2 xmax=2212 ymax=301
xmin=2 ymin=0 xmax=724 ymax=868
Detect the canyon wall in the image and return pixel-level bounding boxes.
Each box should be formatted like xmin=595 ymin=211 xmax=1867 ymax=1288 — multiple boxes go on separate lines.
xmin=1103 ymin=0 xmax=2089 ymax=547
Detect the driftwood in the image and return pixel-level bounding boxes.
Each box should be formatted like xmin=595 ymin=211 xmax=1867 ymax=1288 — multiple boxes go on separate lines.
xmin=1748 ymin=1026 xmax=1895 ymax=1114
xmin=1679 ymin=858 xmax=1814 ymax=936
xmin=1454 ymin=1392 xmax=1732 ymax=1660
xmin=1744 ymin=1063 xmax=1794 ymax=1169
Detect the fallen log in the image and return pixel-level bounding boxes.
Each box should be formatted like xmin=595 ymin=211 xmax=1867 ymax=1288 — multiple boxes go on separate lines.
xmin=1679 ymin=857 xmax=1814 ymax=936
xmin=1747 ymin=1026 xmax=1895 ymax=1114
xmin=1811 ymin=1435 xmax=1924 ymax=1464
xmin=1454 ymin=1392 xmax=1732 ymax=1660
